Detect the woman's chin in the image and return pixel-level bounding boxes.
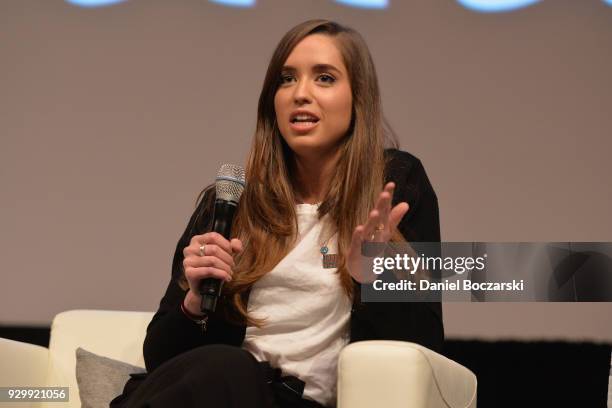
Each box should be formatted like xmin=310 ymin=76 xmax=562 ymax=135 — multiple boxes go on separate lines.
xmin=287 ymin=141 xmax=340 ymax=159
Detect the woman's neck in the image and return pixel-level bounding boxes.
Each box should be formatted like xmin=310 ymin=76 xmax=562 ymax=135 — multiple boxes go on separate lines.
xmin=292 ymin=149 xmax=341 ymax=204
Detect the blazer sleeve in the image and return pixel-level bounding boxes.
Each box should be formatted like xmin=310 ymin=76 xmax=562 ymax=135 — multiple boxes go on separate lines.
xmin=350 ymin=153 xmax=445 ymax=353
xmin=142 ymin=188 xmax=245 ymax=373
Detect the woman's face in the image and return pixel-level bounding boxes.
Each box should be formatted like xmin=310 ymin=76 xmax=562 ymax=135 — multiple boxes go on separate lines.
xmin=274 ymin=34 xmax=353 ymax=159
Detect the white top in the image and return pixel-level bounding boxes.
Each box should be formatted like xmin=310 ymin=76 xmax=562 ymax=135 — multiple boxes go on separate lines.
xmin=241 ymin=203 xmax=352 ymax=407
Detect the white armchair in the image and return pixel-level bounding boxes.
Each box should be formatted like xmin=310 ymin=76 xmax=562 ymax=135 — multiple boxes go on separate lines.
xmin=0 ymin=310 xmax=477 ymax=408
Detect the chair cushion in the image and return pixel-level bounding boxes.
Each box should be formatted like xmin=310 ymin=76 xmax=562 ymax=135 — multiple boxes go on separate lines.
xmin=47 ymin=310 xmax=153 ymax=407
xmin=75 ymin=348 xmax=145 ymax=408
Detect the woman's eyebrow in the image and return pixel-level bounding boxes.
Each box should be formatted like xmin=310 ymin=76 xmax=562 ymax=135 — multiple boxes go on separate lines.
xmin=281 ymin=64 xmax=342 ymax=75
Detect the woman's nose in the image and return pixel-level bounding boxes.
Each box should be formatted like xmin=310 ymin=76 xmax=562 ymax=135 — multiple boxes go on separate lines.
xmin=292 ymin=79 xmax=312 ymax=104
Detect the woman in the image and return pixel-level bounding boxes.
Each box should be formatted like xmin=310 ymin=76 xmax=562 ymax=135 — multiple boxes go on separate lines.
xmin=112 ymin=19 xmax=443 ymax=408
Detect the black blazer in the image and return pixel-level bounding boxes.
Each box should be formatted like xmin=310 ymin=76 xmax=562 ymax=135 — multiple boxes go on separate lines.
xmin=142 ymin=148 xmax=444 ymax=374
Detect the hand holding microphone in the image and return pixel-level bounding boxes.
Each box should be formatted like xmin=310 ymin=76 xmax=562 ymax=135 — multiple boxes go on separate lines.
xmin=182 ymin=232 xmax=243 ymax=318
xmin=182 ymin=164 xmax=246 ymax=317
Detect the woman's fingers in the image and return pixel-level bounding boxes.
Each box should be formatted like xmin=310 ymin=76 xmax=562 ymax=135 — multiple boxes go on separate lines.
xmin=185 ymin=253 xmax=234 ymax=275
xmin=230 ymin=238 xmax=244 ymax=254
xmin=182 ymin=234 xmax=244 ymax=293
xmin=190 ymin=243 xmax=235 ymax=268
xmin=350 ymin=225 xmax=366 ymax=252
xmin=348 ymin=182 xmax=410 ymax=283
xmin=185 ymin=266 xmax=233 ymax=283
xmin=389 ymin=202 xmax=410 ymax=231
xmin=376 ymin=192 xmax=391 ymax=229
xmin=185 ymin=234 xmax=243 ymax=263
xmin=363 ymin=209 xmax=381 ymax=241
xmin=372 ymin=182 xmax=395 ymax=232
xmin=352 ymin=202 xmax=409 ymax=248
xmin=375 ymin=183 xmax=393 ymax=214
xmin=191 ymin=232 xmax=233 ymax=254
xmin=363 ymin=182 xmax=410 ymax=241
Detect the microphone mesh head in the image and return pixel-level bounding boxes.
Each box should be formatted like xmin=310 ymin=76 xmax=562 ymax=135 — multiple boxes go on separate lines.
xmin=215 ymin=164 xmax=246 ymax=203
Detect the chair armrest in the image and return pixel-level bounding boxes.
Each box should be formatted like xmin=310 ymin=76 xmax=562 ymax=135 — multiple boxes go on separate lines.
xmin=338 ymin=340 xmax=477 ymax=408
xmin=0 ymin=337 xmax=49 ymax=386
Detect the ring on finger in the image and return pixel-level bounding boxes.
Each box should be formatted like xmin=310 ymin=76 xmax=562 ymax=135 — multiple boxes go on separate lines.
xmin=199 ymin=244 xmax=206 ymax=257
xmin=369 ymin=223 xmax=386 ymax=241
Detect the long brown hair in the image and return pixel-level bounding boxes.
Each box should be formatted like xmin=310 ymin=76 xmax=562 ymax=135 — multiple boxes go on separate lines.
xmin=182 ymin=19 xmax=401 ymax=326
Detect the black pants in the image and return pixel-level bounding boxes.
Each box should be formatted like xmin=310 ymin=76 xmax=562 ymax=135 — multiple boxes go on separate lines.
xmin=111 ymin=344 xmax=327 ymax=408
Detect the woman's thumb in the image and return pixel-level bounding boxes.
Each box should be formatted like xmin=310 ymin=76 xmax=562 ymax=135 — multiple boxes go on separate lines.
xmin=230 ymin=238 xmax=243 ymax=254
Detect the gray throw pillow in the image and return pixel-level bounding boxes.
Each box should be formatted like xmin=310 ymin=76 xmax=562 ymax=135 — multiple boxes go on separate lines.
xmin=75 ymin=347 xmax=146 ymax=408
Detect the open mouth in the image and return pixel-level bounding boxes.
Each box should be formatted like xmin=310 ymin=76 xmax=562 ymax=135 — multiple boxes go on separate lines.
xmin=289 ymin=111 xmax=319 ymax=125
xmin=290 ymin=115 xmax=320 ymax=124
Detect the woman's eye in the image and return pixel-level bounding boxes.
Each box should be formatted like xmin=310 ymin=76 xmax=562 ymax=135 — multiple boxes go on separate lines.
xmin=280 ymin=74 xmax=294 ymax=84
xmin=317 ymin=74 xmax=336 ymax=83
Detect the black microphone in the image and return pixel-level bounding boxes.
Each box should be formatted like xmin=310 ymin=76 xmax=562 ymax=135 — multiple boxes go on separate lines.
xmin=199 ymin=163 xmax=246 ymax=314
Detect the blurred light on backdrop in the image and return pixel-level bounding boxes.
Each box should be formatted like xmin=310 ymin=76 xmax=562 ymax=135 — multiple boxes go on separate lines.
xmin=334 ymin=0 xmax=389 ymax=8
xmin=62 ymin=0 xmax=612 ymax=11
xmin=455 ymin=0 xmax=541 ymax=12
xmin=65 ymin=0 xmax=127 ymax=7
xmin=63 ymin=0 xmax=389 ymax=10
xmin=209 ymin=0 xmax=256 ymax=7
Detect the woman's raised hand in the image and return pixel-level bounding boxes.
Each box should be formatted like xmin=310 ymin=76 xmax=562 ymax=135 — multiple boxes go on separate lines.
xmin=347 ymin=182 xmax=409 ymax=283
xmin=182 ymin=232 xmax=243 ymax=316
